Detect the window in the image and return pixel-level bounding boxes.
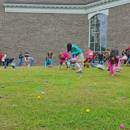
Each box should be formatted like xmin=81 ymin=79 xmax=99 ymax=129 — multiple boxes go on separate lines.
xmin=89 ymin=13 xmax=107 ymax=57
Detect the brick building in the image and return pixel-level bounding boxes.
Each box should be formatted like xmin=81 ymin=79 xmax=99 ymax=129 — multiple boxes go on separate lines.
xmin=0 ymin=0 xmax=130 ymax=65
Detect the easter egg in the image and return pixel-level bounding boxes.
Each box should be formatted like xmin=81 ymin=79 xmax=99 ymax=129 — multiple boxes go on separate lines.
xmin=38 ymin=88 xmax=42 ymax=90
xmin=120 ymin=124 xmax=124 ymax=129
xmin=86 ymin=109 xmax=90 ymax=113
xmin=46 ymin=80 xmax=48 ymax=83
xmin=122 ymin=97 xmax=125 ymax=100
xmin=0 ymin=95 xmax=2 ymax=98
xmin=91 ymin=84 xmax=94 ymax=87
xmin=37 ymin=96 xmax=41 ymax=99
xmin=92 ymin=78 xmax=94 ymax=80
xmin=2 ymin=85 xmax=4 ymax=88
xmin=119 ymin=91 xmax=123 ymax=95
xmin=42 ymin=92 xmax=45 ymax=95
xmin=68 ymin=82 xmax=71 ymax=84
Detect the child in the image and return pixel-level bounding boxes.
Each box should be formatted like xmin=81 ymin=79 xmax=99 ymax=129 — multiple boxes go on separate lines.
xmin=4 ymin=57 xmax=14 ymax=69
xmin=44 ymin=57 xmax=53 ymax=67
xmin=86 ymin=48 xmax=95 ymax=67
xmin=24 ymin=50 xmax=30 ymax=66
xmin=57 ymin=52 xmax=71 ymax=70
xmin=126 ymin=51 xmax=130 ymax=66
xmin=84 ymin=55 xmax=92 ymax=68
xmin=67 ymin=43 xmax=84 ymax=73
xmin=27 ymin=57 xmax=34 ymax=67
xmin=18 ymin=52 xmax=24 ymax=66
xmin=0 ymin=53 xmax=3 ymax=65
xmin=47 ymin=51 xmax=53 ymax=64
xmin=107 ymin=52 xmax=120 ymax=76
xmin=11 ymin=60 xmax=16 ymax=69
xmin=98 ymin=52 xmax=104 ymax=64
xmin=2 ymin=54 xmax=6 ymax=66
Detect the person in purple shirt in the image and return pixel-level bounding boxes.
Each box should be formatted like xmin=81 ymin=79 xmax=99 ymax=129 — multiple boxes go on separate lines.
xmin=28 ymin=57 xmax=34 ymax=66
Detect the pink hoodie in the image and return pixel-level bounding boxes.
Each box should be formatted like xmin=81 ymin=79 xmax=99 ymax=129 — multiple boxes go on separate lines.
xmin=60 ymin=52 xmax=70 ymax=62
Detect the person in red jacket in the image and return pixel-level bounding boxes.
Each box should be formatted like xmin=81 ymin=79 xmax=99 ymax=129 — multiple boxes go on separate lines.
xmin=0 ymin=53 xmax=3 ymax=65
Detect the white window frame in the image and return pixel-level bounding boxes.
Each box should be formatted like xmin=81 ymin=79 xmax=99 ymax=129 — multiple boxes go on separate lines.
xmin=88 ymin=9 xmax=109 ymax=51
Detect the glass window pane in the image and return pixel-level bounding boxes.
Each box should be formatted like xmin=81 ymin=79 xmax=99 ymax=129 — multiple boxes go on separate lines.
xmin=95 ymin=23 xmax=100 ymax=32
xmin=90 ymin=43 xmax=94 ymax=51
xmin=95 ymin=43 xmax=100 ymax=51
xmin=101 ymin=42 xmax=106 ymax=51
xmin=101 ymin=33 xmax=106 ymax=41
xmin=89 ymin=13 xmax=107 ymax=55
xmin=94 ymin=33 xmax=100 ymax=43
xmin=90 ymin=34 xmax=94 ymax=42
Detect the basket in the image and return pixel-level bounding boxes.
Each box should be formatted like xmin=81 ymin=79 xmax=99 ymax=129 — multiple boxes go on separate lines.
xmin=115 ymin=67 xmax=122 ymax=72
xmin=68 ymin=58 xmax=77 ymax=64
xmin=97 ymin=64 xmax=105 ymax=70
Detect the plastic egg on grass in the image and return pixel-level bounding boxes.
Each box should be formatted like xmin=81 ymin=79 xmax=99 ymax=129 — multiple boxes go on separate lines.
xmin=106 ymin=78 xmax=108 ymax=80
xmin=92 ymin=78 xmax=94 ymax=80
xmin=2 ymin=85 xmax=4 ymax=88
xmin=68 ymin=82 xmax=71 ymax=84
xmin=42 ymin=92 xmax=45 ymax=95
xmin=0 ymin=95 xmax=2 ymax=98
xmin=37 ymin=96 xmax=41 ymax=99
xmin=86 ymin=109 xmax=90 ymax=113
xmin=119 ymin=91 xmax=123 ymax=95
xmin=46 ymin=80 xmax=48 ymax=83
xmin=38 ymin=88 xmax=42 ymax=90
xmin=122 ymin=96 xmax=125 ymax=100
xmin=18 ymin=81 xmax=21 ymax=84
xmin=91 ymin=84 xmax=94 ymax=87
xmin=120 ymin=124 xmax=125 ymax=129
xmin=94 ymin=83 xmax=97 ymax=86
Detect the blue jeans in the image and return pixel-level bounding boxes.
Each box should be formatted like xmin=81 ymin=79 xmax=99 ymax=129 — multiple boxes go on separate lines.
xmin=18 ymin=59 xmax=23 ymax=66
xmin=29 ymin=59 xmax=34 ymax=66
xmin=90 ymin=59 xmax=95 ymax=67
xmin=98 ymin=58 xmax=104 ymax=64
xmin=4 ymin=61 xmax=7 ymax=68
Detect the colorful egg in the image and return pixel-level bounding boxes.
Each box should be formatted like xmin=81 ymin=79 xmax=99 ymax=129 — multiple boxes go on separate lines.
xmin=120 ymin=124 xmax=124 ymax=129
xmin=122 ymin=97 xmax=125 ymax=100
xmin=37 ymin=96 xmax=41 ymax=99
xmin=86 ymin=109 xmax=90 ymax=113
xmin=42 ymin=92 xmax=45 ymax=95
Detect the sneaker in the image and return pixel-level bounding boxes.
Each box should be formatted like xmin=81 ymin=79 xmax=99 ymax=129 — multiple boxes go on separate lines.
xmin=77 ymin=70 xmax=82 ymax=73
xmin=77 ymin=69 xmax=82 ymax=73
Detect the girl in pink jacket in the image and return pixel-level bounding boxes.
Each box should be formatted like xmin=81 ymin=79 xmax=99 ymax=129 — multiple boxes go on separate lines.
xmin=58 ymin=52 xmax=71 ymax=70
xmin=107 ymin=52 xmax=121 ymax=76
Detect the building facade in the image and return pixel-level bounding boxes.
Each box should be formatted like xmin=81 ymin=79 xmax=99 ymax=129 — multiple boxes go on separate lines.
xmin=0 ymin=0 xmax=130 ymax=65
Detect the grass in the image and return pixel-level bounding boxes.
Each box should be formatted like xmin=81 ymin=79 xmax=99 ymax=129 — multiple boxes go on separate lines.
xmin=0 ymin=65 xmax=130 ymax=130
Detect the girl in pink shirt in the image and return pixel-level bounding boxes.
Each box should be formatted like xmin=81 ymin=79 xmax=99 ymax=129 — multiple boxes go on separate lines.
xmin=58 ymin=52 xmax=71 ymax=70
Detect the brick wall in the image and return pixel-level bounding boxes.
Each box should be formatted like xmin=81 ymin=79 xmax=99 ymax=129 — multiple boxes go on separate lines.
xmin=3 ymin=12 xmax=88 ymax=65
xmin=107 ymin=3 xmax=130 ymax=54
xmin=0 ymin=0 xmax=4 ymax=53
xmin=0 ymin=1 xmax=130 ymax=65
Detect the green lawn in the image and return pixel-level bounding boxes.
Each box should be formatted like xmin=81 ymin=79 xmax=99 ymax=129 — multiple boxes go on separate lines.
xmin=0 ymin=65 xmax=130 ymax=130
